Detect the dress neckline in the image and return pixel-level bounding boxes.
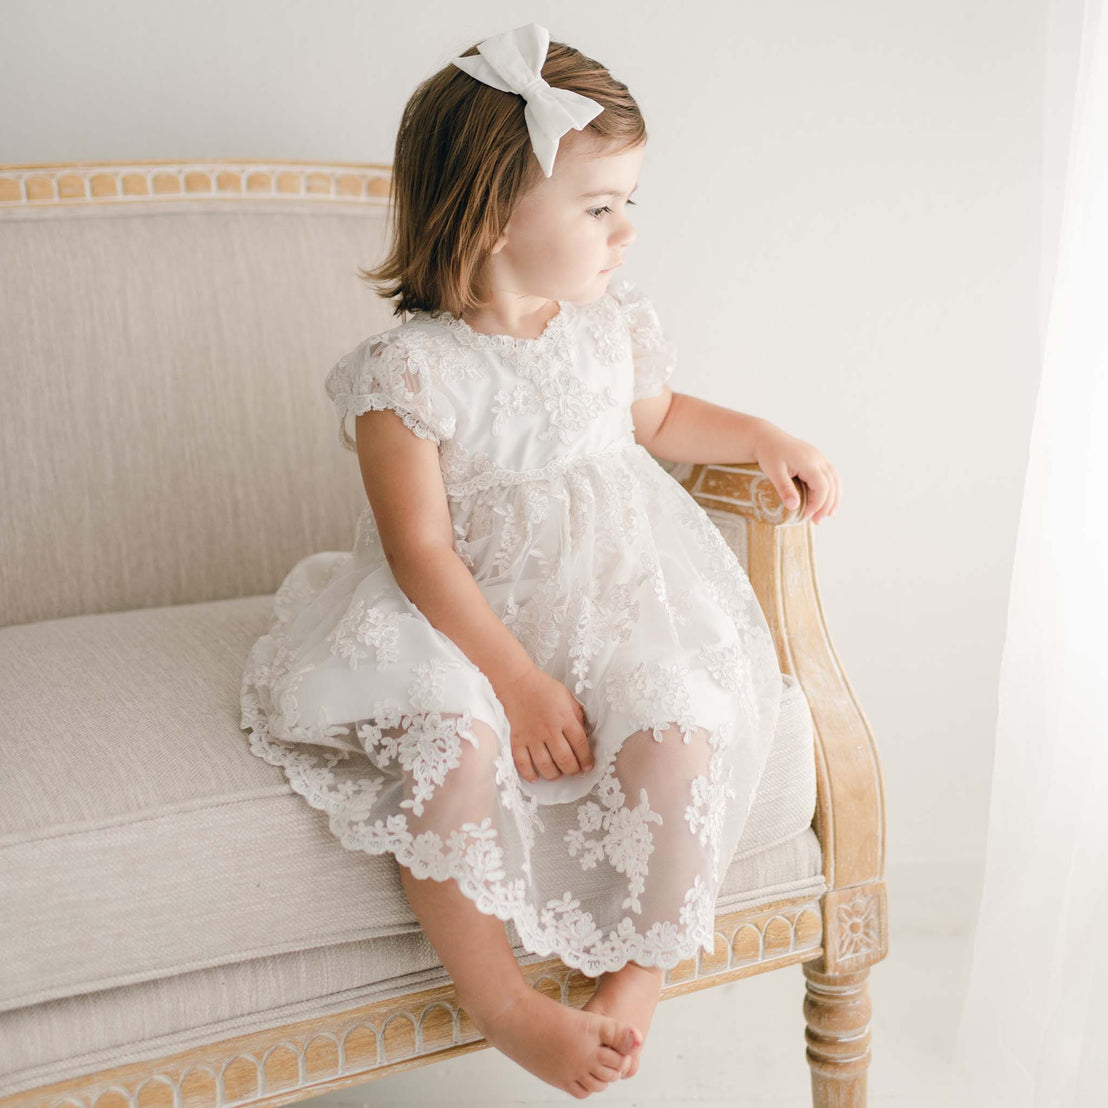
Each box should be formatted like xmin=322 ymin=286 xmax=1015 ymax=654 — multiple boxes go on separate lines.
xmin=425 ymin=300 xmax=573 ymax=350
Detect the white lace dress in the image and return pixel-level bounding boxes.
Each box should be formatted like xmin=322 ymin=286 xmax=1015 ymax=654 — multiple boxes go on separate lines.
xmin=240 ymin=277 xmax=784 ymax=976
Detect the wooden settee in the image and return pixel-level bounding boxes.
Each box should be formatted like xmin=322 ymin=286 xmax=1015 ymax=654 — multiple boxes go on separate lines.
xmin=0 ymin=159 xmax=888 ymax=1108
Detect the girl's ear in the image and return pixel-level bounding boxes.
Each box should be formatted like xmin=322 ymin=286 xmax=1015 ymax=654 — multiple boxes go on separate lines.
xmin=490 ymin=230 xmax=508 ymax=254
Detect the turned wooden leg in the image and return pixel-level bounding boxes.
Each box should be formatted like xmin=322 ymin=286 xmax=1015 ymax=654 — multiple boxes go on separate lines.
xmin=802 ymin=963 xmax=872 ymax=1107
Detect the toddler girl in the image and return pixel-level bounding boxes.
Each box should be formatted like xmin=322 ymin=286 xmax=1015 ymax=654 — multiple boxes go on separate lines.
xmin=240 ymin=22 xmax=840 ymax=1100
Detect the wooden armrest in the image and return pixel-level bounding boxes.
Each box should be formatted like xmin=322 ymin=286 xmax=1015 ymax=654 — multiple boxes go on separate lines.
xmin=660 ymin=459 xmax=807 ymax=525
xmin=668 ymin=460 xmax=889 ymax=971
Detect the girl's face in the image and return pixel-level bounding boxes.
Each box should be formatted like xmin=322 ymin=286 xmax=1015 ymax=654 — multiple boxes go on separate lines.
xmin=484 ymin=132 xmax=645 ymax=306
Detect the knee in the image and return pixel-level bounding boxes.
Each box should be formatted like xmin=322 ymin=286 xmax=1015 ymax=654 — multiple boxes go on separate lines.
xmin=440 ymin=714 xmax=504 ymax=792
xmin=390 ymin=713 xmax=505 ymax=821
xmin=613 ymin=723 xmax=715 ymax=807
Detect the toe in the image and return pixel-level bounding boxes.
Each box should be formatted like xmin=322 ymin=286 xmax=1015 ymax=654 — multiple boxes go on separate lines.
xmin=569 ymin=1080 xmax=590 ymax=1099
xmin=580 ymin=1073 xmax=608 ymax=1093
xmin=597 ymin=1045 xmax=623 ymax=1068
xmin=592 ymin=1063 xmax=623 ymax=1082
xmin=602 ymin=1019 xmax=642 ymax=1056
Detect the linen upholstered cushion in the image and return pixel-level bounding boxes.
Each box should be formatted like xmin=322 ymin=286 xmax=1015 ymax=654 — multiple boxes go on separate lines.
xmin=0 ymin=593 xmax=822 ymax=1093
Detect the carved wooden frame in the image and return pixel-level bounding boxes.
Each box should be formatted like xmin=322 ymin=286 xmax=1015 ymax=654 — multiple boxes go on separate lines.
xmin=0 ymin=161 xmax=888 ymax=1108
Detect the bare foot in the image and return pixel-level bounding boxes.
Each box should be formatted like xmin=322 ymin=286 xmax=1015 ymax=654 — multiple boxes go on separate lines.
xmin=581 ymin=961 xmax=665 ymax=1079
xmin=468 ymin=983 xmax=643 ymax=1098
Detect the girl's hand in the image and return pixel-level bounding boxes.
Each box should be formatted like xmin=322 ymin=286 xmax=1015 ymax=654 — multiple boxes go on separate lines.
xmin=753 ymin=423 xmax=841 ymax=524
xmin=495 ymin=666 xmax=595 ymax=783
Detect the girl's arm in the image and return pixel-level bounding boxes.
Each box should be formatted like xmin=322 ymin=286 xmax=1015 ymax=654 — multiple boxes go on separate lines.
xmin=354 ymin=409 xmax=535 ymax=694
xmin=632 ymin=387 xmax=769 ymax=465
xmin=632 ymin=387 xmax=842 ymax=524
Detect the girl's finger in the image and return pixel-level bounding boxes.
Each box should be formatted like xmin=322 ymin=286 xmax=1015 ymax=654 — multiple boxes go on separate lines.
xmin=514 ymin=748 xmax=540 ymax=783
xmin=549 ymin=733 xmax=587 ymax=775
xmin=806 ymin=467 xmax=833 ymax=521
xmin=565 ymin=724 xmax=595 ymax=773
xmin=531 ymin=743 xmax=562 ymax=780
xmin=825 ymin=472 xmax=840 ymax=519
xmin=579 ymin=702 xmax=593 ymax=735
xmin=544 ymin=736 xmax=573 ymax=775
xmin=572 ymin=697 xmax=593 ymax=739
xmin=823 ymin=466 xmax=841 ymax=520
xmin=766 ymin=462 xmax=799 ymax=508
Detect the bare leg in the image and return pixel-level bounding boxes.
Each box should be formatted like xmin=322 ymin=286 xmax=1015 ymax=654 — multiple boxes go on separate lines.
xmin=397 ymin=858 xmax=528 ymax=1032
xmin=582 ymin=723 xmax=717 ymax=1077
xmin=393 ymin=718 xmax=642 ymax=1097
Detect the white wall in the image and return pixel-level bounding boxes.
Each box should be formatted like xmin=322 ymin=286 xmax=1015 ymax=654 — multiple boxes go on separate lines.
xmin=1 ymin=0 xmax=1066 ymax=915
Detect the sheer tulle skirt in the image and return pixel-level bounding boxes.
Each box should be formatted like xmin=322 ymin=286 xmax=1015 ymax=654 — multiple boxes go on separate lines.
xmin=240 ymin=448 xmax=783 ymax=975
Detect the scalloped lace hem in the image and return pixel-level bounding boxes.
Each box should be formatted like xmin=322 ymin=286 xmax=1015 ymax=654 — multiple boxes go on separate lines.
xmin=240 ymin=706 xmax=720 ymax=978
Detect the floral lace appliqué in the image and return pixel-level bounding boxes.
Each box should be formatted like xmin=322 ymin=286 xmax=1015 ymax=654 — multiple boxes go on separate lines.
xmin=685 ymin=723 xmax=740 ymax=852
xmin=565 ymin=762 xmax=663 ymax=915
xmin=603 ymin=660 xmax=699 ymax=744
xmin=327 ymin=598 xmax=404 ymax=670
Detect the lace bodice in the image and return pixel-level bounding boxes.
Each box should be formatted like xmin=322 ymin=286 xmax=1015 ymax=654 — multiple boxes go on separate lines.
xmin=323 ymin=277 xmax=678 ymax=501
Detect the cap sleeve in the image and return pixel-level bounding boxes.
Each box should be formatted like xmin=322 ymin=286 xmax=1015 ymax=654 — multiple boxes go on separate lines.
xmin=608 ymin=278 xmax=678 ymax=400
xmin=324 ymin=331 xmax=456 ymax=452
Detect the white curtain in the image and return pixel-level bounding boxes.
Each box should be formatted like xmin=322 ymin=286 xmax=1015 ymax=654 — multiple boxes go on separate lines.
xmin=950 ymin=0 xmax=1108 ymax=1103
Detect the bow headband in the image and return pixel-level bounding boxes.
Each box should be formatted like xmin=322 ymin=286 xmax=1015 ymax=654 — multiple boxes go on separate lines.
xmin=450 ymin=23 xmax=604 ymax=178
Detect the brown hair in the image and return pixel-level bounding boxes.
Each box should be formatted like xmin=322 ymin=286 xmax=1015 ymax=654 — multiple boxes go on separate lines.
xmin=358 ymin=36 xmax=647 ymax=319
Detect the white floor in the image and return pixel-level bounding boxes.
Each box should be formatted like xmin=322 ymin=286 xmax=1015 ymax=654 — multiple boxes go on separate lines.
xmin=297 ymin=859 xmax=979 ymax=1107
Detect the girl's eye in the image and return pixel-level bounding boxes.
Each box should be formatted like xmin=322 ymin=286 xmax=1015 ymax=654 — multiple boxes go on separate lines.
xmin=588 ymin=198 xmax=637 ymax=220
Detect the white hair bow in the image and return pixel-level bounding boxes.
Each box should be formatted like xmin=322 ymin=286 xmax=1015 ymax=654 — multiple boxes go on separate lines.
xmin=451 ymin=23 xmax=604 ymax=178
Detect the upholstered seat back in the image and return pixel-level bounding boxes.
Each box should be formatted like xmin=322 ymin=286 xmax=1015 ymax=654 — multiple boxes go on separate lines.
xmin=0 ymin=171 xmax=400 ymax=627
